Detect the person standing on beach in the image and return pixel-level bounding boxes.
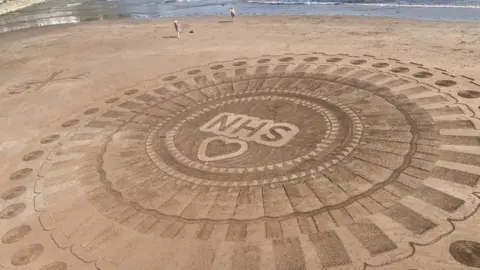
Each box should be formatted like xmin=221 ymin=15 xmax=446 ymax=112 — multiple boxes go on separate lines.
xmin=230 ymin=7 xmax=236 ymax=22
xmin=174 ymin=20 xmax=180 ymax=38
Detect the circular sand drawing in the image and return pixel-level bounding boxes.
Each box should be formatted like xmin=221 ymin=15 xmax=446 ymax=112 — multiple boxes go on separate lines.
xmin=449 ymin=240 xmax=480 ymax=267
xmin=1 ymin=53 xmax=480 ymax=269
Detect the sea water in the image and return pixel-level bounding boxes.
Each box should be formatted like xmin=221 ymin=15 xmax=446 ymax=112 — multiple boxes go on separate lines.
xmin=1 ymin=0 xmax=480 ymax=33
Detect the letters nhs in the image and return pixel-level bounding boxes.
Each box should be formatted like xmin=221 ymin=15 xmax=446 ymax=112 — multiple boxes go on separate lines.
xmin=199 ymin=112 xmax=299 ymax=147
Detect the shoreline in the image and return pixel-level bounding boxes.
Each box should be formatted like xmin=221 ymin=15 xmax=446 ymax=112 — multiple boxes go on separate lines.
xmin=2 ymin=12 xmax=480 ymax=34
xmin=0 ymin=0 xmax=47 ymax=16
xmin=1 ymin=0 xmax=480 ymax=34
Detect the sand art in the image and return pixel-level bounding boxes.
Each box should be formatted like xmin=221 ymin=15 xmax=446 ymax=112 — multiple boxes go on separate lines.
xmin=1 ymin=52 xmax=480 ymax=269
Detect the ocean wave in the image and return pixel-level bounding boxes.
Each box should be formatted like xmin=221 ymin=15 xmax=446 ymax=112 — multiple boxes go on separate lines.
xmin=66 ymin=2 xmax=81 ymax=7
xmin=246 ymin=0 xmax=480 ymax=8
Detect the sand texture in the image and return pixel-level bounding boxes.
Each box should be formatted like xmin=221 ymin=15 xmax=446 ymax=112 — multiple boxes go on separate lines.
xmin=0 ymin=16 xmax=480 ymax=270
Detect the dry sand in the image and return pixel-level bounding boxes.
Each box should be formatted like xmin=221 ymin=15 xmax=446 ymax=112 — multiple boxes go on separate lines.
xmin=0 ymin=16 xmax=480 ymax=270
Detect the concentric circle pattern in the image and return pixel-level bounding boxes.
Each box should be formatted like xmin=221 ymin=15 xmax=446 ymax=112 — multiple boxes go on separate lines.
xmin=449 ymin=240 xmax=480 ymax=267
xmin=1 ymin=53 xmax=480 ymax=269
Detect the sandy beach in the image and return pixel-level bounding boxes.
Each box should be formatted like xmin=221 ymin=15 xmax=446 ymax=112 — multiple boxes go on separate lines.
xmin=0 ymin=16 xmax=480 ymax=269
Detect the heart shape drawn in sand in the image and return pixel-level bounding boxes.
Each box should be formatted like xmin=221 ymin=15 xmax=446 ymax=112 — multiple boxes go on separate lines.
xmin=197 ymin=136 xmax=248 ymax=162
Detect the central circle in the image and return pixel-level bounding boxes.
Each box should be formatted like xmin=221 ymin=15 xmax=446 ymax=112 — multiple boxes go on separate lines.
xmin=173 ymin=96 xmax=330 ymax=167
xmin=147 ymin=91 xmax=362 ymax=186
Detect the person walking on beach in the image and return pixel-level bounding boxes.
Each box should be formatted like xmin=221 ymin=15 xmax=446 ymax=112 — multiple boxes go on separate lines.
xmin=174 ymin=20 xmax=180 ymax=38
xmin=230 ymin=7 xmax=236 ymax=22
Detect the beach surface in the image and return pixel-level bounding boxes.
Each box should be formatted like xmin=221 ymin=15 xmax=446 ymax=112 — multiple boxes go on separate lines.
xmin=1 ymin=16 xmax=480 ymax=269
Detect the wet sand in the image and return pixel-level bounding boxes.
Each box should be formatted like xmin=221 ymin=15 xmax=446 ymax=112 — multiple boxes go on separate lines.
xmin=0 ymin=16 xmax=480 ymax=270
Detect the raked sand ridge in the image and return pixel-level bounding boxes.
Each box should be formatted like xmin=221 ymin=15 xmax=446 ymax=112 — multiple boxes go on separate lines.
xmin=0 ymin=16 xmax=480 ymax=270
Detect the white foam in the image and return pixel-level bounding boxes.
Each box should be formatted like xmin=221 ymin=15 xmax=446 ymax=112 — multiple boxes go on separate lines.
xmin=66 ymin=2 xmax=81 ymax=7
